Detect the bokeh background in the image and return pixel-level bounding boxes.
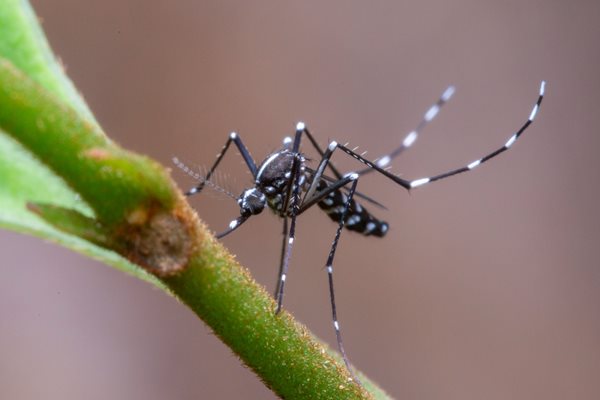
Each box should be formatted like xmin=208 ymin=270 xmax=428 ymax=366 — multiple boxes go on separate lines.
xmin=2 ymin=1 xmax=599 ymax=399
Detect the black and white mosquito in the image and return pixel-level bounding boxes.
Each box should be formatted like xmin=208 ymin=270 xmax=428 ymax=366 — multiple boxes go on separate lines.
xmin=174 ymin=81 xmax=545 ymax=381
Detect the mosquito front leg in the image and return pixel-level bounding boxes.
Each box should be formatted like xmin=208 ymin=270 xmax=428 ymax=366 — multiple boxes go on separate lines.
xmin=183 ymin=132 xmax=258 ymax=196
xmin=275 ymin=125 xmax=305 ymax=313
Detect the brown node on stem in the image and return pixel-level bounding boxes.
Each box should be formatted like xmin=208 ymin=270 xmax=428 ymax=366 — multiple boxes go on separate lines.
xmin=117 ymin=201 xmax=197 ymax=277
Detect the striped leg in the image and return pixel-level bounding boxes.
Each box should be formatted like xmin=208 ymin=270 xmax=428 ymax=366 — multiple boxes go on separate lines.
xmin=297 ymin=122 xmax=346 ymax=181
xmin=297 ymin=123 xmax=383 ymax=208
xmin=275 ymin=125 xmax=305 ymax=314
xmin=274 ymin=216 xmax=288 ymax=300
xmin=271 ymin=130 xmax=365 ymax=372
xmin=333 ymin=81 xmax=545 ymax=191
xmin=359 ymin=85 xmax=456 ymax=175
xmin=299 ymin=173 xmax=362 ymax=213
xmin=323 ymin=174 xmax=361 ymax=381
xmin=293 ymin=85 xmax=453 ymax=188
xmin=407 ymin=81 xmax=545 ymax=188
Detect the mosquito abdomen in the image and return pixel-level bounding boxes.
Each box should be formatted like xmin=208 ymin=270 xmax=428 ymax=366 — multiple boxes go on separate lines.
xmin=318 ymin=187 xmax=388 ymax=237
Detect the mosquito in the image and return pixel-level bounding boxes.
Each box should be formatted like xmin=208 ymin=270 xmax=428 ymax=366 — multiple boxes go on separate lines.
xmin=174 ymin=81 xmax=545 ymax=381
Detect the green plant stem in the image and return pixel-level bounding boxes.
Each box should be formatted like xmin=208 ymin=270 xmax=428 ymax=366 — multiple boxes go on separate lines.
xmin=0 ymin=59 xmax=175 ymax=225
xmin=0 ymin=0 xmax=98 ymax=124
xmin=165 ymin=227 xmax=380 ymax=399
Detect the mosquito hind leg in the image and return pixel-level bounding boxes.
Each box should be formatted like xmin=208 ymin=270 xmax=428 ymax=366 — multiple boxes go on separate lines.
xmin=358 ymin=85 xmax=455 ymax=175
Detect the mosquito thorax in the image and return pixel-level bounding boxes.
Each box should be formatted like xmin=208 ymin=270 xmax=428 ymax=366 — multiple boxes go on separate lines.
xmin=254 ymin=150 xmax=307 ymax=215
xmin=255 ymin=150 xmax=296 ymax=190
xmin=238 ymin=188 xmax=266 ymax=215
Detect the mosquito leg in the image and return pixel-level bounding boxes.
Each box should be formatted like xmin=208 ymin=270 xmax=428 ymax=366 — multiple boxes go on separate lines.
xmin=330 ymin=141 xmax=413 ymax=190
xmin=274 ymin=216 xmax=288 ymax=300
xmin=323 ymin=173 xmax=361 ymax=382
xmin=295 ymin=122 xmax=382 ymax=206
xmin=299 ymin=173 xmax=357 ymax=214
xmin=293 ymin=122 xmax=344 ymax=180
xmin=335 ymin=81 xmax=545 ymax=191
xmin=402 ymin=81 xmax=545 ymax=188
xmin=182 ymin=132 xmax=258 ymax=196
xmin=275 ymin=125 xmax=305 ymax=313
xmin=358 ymin=85 xmax=455 ymax=175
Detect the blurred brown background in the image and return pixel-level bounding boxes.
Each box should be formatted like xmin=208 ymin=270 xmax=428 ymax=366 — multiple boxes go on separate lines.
xmin=2 ymin=1 xmax=599 ymax=399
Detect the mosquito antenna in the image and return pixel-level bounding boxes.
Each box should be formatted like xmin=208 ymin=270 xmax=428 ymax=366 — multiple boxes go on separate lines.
xmin=199 ymin=164 xmax=239 ymax=197
xmin=173 ymin=157 xmax=238 ymax=200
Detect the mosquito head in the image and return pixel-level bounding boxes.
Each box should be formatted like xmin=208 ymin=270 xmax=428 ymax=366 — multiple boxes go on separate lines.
xmin=238 ymin=188 xmax=266 ymax=216
xmin=216 ymin=188 xmax=265 ymax=239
